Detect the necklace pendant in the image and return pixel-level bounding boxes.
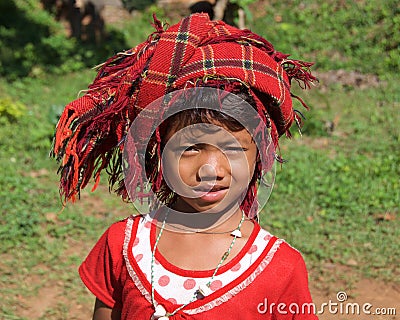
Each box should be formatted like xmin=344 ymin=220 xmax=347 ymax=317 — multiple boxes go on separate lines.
xmin=198 ymin=283 xmax=213 ymax=297
xmin=152 ymin=304 xmax=167 ymax=319
xmin=230 ymin=229 xmax=242 ymax=238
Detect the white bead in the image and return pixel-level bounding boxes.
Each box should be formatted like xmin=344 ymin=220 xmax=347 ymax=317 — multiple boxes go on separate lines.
xmin=230 ymin=229 xmax=242 ymax=238
xmin=159 ymin=317 xmax=169 ymax=320
xmin=198 ymin=283 xmax=213 ymax=296
xmin=153 ymin=304 xmax=167 ymax=318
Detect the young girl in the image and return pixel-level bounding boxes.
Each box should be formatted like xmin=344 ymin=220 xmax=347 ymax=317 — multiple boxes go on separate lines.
xmin=52 ymin=13 xmax=318 ymax=319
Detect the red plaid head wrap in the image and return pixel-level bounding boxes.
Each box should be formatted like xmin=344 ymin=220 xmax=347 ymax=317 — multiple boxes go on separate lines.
xmin=51 ymin=13 xmax=316 ymax=210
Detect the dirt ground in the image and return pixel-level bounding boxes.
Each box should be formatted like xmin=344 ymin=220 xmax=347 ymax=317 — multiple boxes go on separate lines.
xmin=311 ymin=280 xmax=399 ymax=320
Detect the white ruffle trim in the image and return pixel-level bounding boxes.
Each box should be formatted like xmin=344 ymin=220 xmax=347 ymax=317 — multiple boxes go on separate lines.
xmin=123 ymin=216 xmax=282 ymax=313
xmin=183 ymin=239 xmax=284 ymax=315
xmin=123 ymin=215 xmax=153 ymax=304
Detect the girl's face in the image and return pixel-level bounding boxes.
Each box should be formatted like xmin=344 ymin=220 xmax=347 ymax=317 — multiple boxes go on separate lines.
xmin=162 ymin=122 xmax=257 ymax=213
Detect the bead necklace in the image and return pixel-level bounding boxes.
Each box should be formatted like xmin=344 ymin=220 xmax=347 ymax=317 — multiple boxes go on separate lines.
xmin=150 ymin=211 xmax=245 ymax=319
xmin=164 ymin=218 xmax=250 ymax=235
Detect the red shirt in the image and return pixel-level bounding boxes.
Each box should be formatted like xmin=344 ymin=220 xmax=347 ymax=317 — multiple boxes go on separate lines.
xmin=79 ymin=215 xmax=318 ymax=319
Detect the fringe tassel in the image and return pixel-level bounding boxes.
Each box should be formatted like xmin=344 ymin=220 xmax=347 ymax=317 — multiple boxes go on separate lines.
xmin=51 ymin=16 xmax=165 ymax=202
xmin=281 ymin=59 xmax=318 ymax=89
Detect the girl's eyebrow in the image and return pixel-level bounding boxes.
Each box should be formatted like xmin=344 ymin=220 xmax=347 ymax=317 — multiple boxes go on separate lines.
xmin=170 ymin=126 xmax=251 ymax=146
xmin=178 ymin=138 xmax=249 ymax=148
xmin=217 ymin=140 xmax=245 ymax=147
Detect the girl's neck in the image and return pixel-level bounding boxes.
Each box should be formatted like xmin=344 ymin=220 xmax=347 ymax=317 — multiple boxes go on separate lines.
xmin=154 ymin=201 xmax=245 ymax=234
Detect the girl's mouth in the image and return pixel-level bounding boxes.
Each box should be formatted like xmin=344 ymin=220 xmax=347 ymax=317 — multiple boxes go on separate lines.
xmin=192 ymin=185 xmax=229 ymax=202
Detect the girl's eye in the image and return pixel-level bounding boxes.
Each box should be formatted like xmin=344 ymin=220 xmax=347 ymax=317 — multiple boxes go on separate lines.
xmin=180 ymin=145 xmax=200 ymax=154
xmin=174 ymin=145 xmax=247 ymax=154
xmin=224 ymin=147 xmax=247 ymax=153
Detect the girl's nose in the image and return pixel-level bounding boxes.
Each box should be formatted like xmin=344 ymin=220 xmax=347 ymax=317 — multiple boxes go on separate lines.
xmin=198 ymin=164 xmax=217 ymax=181
xmin=197 ymin=151 xmax=228 ymax=181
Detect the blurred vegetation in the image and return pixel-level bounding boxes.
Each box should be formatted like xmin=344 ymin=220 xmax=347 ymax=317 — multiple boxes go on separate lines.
xmin=0 ymin=97 xmax=27 ymax=124
xmin=252 ymin=0 xmax=400 ymax=77
xmin=0 ymin=0 xmax=399 ymax=318
xmin=0 ymin=0 xmax=400 ymax=80
xmin=122 ymin=0 xmax=155 ymax=12
xmin=1 ymin=0 xmax=399 ymax=80
xmin=0 ymin=0 xmax=149 ymax=80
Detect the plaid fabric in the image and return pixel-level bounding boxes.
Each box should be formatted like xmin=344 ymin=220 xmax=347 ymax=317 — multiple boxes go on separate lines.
xmin=51 ymin=13 xmax=316 ymax=204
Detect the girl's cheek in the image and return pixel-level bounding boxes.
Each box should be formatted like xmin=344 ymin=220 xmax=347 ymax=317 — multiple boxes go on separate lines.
xmin=162 ymin=153 xmax=179 ymax=182
xmin=230 ymin=160 xmax=251 ymax=180
xmin=231 ymin=154 xmax=257 ymax=183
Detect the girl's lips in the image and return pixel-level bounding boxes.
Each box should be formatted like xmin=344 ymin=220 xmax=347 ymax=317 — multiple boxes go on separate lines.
xmin=193 ymin=184 xmax=227 ymax=191
xmin=193 ymin=187 xmax=229 ymax=202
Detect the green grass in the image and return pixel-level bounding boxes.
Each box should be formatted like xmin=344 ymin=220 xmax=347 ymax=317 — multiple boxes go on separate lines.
xmin=261 ymin=78 xmax=399 ymax=282
xmin=250 ymin=0 xmax=400 ymax=77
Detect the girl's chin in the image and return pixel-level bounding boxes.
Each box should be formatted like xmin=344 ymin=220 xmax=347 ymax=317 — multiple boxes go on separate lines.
xmin=173 ymin=197 xmax=241 ymax=215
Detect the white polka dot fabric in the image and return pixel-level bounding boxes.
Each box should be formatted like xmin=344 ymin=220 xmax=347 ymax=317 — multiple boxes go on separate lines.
xmin=130 ymin=215 xmax=273 ymax=304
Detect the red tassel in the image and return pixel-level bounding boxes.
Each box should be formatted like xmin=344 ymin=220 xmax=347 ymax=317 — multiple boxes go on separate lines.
xmin=91 ymin=173 xmax=101 ymax=192
xmin=282 ymin=59 xmax=318 ymax=89
xmin=291 ymin=93 xmax=310 ymax=110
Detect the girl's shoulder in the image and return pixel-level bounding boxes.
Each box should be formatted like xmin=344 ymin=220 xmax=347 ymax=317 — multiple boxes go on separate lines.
xmin=106 ymin=214 xmax=144 ymax=233
xmin=258 ymin=224 xmax=307 ymax=267
xmin=98 ymin=214 xmax=144 ymax=252
xmin=79 ymin=214 xmax=144 ymax=280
